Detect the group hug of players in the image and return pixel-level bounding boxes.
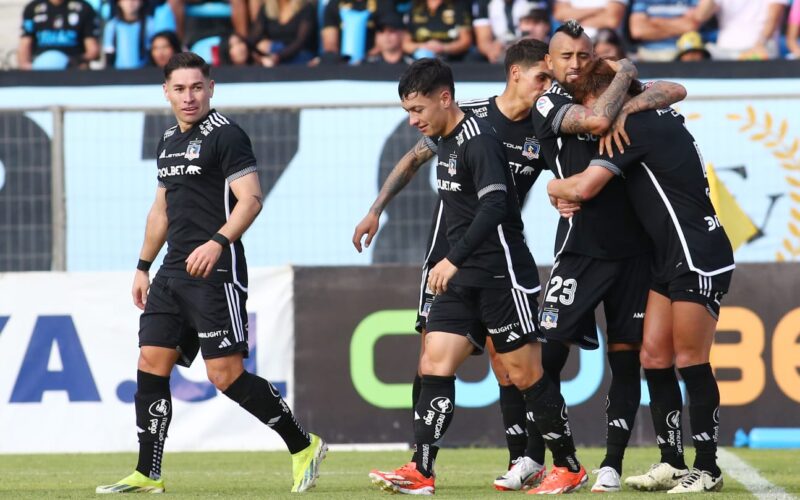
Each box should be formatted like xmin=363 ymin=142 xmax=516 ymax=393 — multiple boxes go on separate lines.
xmin=353 ymin=19 xmax=735 ymax=496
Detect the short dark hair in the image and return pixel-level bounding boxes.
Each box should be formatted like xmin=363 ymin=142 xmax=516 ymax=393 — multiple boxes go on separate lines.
xmin=520 ymin=8 xmax=549 ymax=25
xmin=504 ymin=38 xmax=548 ymax=75
xmin=569 ymin=58 xmax=642 ymax=104
xmin=398 ymin=58 xmax=455 ymax=100
xmin=554 ymin=19 xmax=584 ymax=38
xmin=149 ymin=31 xmax=181 ymax=66
xmin=164 ymin=52 xmax=210 ymax=81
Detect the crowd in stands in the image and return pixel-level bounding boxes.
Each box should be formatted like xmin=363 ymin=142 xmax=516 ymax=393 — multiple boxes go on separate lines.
xmin=14 ymin=0 xmax=800 ymax=70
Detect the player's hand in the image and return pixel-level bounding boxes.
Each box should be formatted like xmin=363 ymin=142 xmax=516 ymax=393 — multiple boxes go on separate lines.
xmin=185 ymin=240 xmax=224 ymax=278
xmin=428 ymin=258 xmax=458 ymax=295
xmin=557 ymin=198 xmax=581 ymax=218
xmin=599 ymin=111 xmax=631 ymax=157
xmin=606 ymin=58 xmax=637 ymax=78
xmin=352 ymin=212 xmax=380 ymax=253
xmin=132 ymin=270 xmax=151 ymax=310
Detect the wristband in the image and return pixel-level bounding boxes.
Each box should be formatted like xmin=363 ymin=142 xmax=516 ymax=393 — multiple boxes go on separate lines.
xmin=137 ymin=259 xmax=152 ymax=272
xmin=211 ymin=232 xmax=231 ymax=247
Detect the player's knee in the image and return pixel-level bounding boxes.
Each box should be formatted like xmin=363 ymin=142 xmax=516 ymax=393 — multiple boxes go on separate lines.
xmin=206 ymin=367 xmax=240 ymax=391
xmin=639 ymin=347 xmax=670 ymax=369
xmin=674 ymin=350 xmax=708 ymax=369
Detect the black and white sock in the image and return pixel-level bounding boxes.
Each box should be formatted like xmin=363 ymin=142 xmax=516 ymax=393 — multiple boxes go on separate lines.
xmin=411 ymin=375 xmax=456 ymax=478
xmin=601 ymin=350 xmax=641 ymax=475
xmin=679 ymin=363 xmax=721 ymax=477
xmin=522 ymin=375 xmax=580 ymax=473
xmin=135 ymin=370 xmax=172 ymax=480
xmin=524 ymin=341 xmax=571 ymax=465
xmin=499 ymin=384 xmax=527 ymax=467
xmin=223 ymin=371 xmax=310 ymax=454
xmin=644 ymin=367 xmax=687 ymax=470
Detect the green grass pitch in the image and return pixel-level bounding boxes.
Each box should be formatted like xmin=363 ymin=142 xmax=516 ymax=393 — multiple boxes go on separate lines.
xmin=1 ymin=447 xmax=798 ymax=498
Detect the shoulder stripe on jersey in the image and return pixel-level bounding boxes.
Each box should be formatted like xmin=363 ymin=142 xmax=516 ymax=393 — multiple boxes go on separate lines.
xmin=641 ymin=161 xmax=736 ymax=277
xmin=213 ymin=112 xmax=230 ymax=125
xmin=459 ymin=99 xmax=490 ymax=108
xmin=497 ymin=225 xmax=541 ymax=294
xmin=468 ymin=117 xmax=481 ymax=136
xmin=477 ymin=183 xmax=507 ymax=199
xmin=207 ymin=114 xmax=223 ymax=128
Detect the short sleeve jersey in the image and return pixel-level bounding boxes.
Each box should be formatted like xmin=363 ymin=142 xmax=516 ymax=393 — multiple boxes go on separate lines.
xmin=422 ymin=96 xmax=546 ymax=267
xmin=532 ymin=82 xmax=651 ymax=260
xmin=155 ymin=110 xmax=258 ymax=288
xmin=434 ymin=114 xmax=539 ymax=291
xmin=589 ymin=109 xmax=735 ymax=282
xmin=407 ymin=0 xmax=471 ymax=43
xmin=21 ymin=0 xmax=100 ymax=58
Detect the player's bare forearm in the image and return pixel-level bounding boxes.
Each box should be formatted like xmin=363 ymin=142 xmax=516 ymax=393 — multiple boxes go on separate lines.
xmin=218 ymin=172 xmax=263 ymax=242
xmin=547 ymin=167 xmax=613 ymax=202
xmin=139 ymin=187 xmax=168 ymax=261
xmin=561 ymin=59 xmax=637 ymax=135
xmin=547 ymin=177 xmax=584 ymax=203
xmin=369 ymin=137 xmax=434 ymax=215
xmin=623 ymin=81 xmax=686 ymax=114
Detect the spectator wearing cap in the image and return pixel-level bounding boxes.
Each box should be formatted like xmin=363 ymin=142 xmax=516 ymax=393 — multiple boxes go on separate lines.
xmin=472 ymin=0 xmax=548 ymax=63
xmin=104 ymin=0 xmax=158 ymax=69
xmin=674 ymin=30 xmax=710 ymax=60
xmin=402 ymin=0 xmax=473 ymax=60
xmin=629 ymin=0 xmax=699 ymax=61
xmin=18 ymin=0 xmax=100 ymax=69
xmin=786 ymin=0 xmax=800 ymax=59
xmin=148 ymin=29 xmax=182 ymax=66
xmin=553 ymin=0 xmax=627 ymax=39
xmin=593 ymin=26 xmax=625 ymax=59
xmin=366 ymin=13 xmax=413 ymax=63
xmin=252 ymin=0 xmax=317 ymax=66
xmin=693 ymin=0 xmax=788 ymax=60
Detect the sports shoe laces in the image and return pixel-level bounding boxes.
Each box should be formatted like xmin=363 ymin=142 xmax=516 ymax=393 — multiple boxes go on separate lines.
xmin=682 ymin=469 xmax=702 ymax=485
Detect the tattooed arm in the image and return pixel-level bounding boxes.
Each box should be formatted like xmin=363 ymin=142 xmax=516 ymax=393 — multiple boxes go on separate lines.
xmin=352 ymin=137 xmax=435 ymax=252
xmin=559 ymin=58 xmax=638 ymax=136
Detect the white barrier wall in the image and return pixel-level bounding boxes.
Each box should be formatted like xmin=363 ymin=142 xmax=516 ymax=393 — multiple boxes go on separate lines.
xmin=0 ymin=267 xmax=294 ymax=453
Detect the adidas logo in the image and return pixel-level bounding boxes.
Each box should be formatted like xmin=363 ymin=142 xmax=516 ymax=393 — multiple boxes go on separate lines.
xmin=542 ymin=432 xmax=562 ymax=441
xmin=218 ymin=338 xmax=232 ymax=349
xmin=609 ymin=419 xmax=629 ymax=430
xmin=526 ymin=411 xmax=535 ymax=422
xmin=693 ymin=432 xmax=712 ymax=442
xmin=159 ymin=149 xmax=166 ymax=159
xmin=506 ymin=332 xmax=521 ymax=342
xmin=656 ymin=436 xmax=667 ymax=444
xmin=506 ymin=424 xmax=525 ymax=436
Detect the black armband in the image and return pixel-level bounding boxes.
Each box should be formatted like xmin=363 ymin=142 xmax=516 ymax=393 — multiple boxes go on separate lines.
xmin=211 ymin=232 xmax=231 ymax=247
xmin=137 ymin=259 xmax=152 ymax=272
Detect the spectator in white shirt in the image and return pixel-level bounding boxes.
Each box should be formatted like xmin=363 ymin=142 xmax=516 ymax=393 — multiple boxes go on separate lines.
xmin=553 ymin=0 xmax=627 ymax=39
xmin=693 ymin=0 xmax=788 ymax=60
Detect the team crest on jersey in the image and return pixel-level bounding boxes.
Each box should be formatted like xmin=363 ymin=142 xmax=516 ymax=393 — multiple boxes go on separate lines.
xmin=540 ymin=308 xmax=559 ymax=330
xmin=448 ymin=154 xmax=458 ymax=176
xmin=185 ymin=140 xmax=202 ymax=161
xmin=522 ymin=137 xmax=540 ymax=160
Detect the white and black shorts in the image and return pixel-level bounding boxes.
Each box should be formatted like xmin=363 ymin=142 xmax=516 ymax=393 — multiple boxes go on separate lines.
xmin=139 ymin=274 xmax=249 ymax=366
xmin=651 ymin=270 xmax=732 ymax=320
xmin=426 ymin=283 xmax=544 ymax=354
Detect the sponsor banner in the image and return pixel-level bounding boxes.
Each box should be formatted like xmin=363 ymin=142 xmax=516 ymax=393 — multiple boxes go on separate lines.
xmin=0 ymin=267 xmax=294 ymax=453
xmin=293 ymin=264 xmax=800 ymax=447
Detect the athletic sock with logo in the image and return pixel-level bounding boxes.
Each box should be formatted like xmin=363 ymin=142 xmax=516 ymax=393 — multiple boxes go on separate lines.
xmin=135 ymin=370 xmax=172 ymax=480
xmin=524 ymin=341 xmax=570 ymax=465
xmin=223 ymin=371 xmax=310 ymax=454
xmin=679 ymin=363 xmax=721 ymax=477
xmin=600 ymin=350 xmax=641 ymax=475
xmin=499 ymin=384 xmax=527 ymax=467
xmin=644 ymin=366 xmax=687 ymax=470
xmin=411 ymin=375 xmax=456 ymax=478
xmin=522 ymin=375 xmax=580 ymax=473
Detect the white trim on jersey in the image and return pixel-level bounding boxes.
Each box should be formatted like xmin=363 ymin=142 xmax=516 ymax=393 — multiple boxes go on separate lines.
xmin=513 ymin=288 xmax=536 ymax=334
xmin=641 ymin=162 xmax=736 ymax=277
xmin=423 ymin=200 xmax=444 ymax=264
xmin=418 ymin=264 xmax=429 ymax=315
xmin=224 ymin=179 xmax=249 ymax=293
xmin=419 ymin=201 xmax=444 ymax=314
xmin=212 ymin=112 xmax=230 ymax=125
xmin=497 ymin=225 xmax=541 ymax=294
xmin=207 ymin=113 xmax=224 ymax=128
xmin=223 ymin=283 xmax=245 ymax=343
xmin=510 ymin=289 xmax=531 ymax=334
xmin=552 ymin=136 xmax=574 ymax=265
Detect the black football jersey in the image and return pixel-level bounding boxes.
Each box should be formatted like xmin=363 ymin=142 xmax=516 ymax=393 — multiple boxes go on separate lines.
xmin=589 ymin=108 xmax=735 ymax=282
xmin=422 ymin=96 xmax=545 ymax=266
xmin=434 ymin=114 xmax=539 ymax=291
xmin=532 ymin=82 xmax=651 ymax=260
xmin=155 ymin=109 xmax=257 ymax=289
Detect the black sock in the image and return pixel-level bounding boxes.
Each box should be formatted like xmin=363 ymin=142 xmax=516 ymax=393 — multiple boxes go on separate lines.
xmin=499 ymin=384 xmax=527 ymax=467
xmin=644 ymin=367 xmax=686 ymax=470
xmin=522 ymin=375 xmax=580 ymax=473
xmin=223 ymin=371 xmax=310 ymax=454
xmin=412 ymin=375 xmax=455 ymax=478
xmin=525 ymin=341 xmax=570 ymax=465
xmin=600 ymin=350 xmax=641 ymax=475
xmin=135 ymin=370 xmax=172 ymax=480
xmin=412 ymin=373 xmax=422 ymax=416
xmin=679 ymin=363 xmax=721 ymax=477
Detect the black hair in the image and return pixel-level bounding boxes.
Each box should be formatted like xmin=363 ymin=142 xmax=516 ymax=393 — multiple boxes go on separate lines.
xmin=149 ymin=30 xmax=182 ymax=67
xmin=219 ymin=33 xmax=255 ymax=66
xmin=554 ymin=19 xmax=584 ymax=38
xmin=504 ymin=38 xmax=548 ymax=75
xmin=164 ymin=52 xmax=210 ymax=80
xmin=398 ymin=58 xmax=455 ymax=100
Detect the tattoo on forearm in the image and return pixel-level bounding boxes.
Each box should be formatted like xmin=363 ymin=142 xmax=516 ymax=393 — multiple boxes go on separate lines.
xmin=369 ymin=139 xmax=433 ymax=215
xmin=626 ymin=82 xmax=683 ymax=114
xmin=561 ymin=105 xmax=597 ymax=134
xmin=593 ymin=68 xmax=635 ymax=121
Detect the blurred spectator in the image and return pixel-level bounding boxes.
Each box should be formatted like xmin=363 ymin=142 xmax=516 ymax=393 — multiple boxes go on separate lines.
xmin=674 ymin=29 xmax=710 ymax=60
xmin=18 ymin=0 xmax=100 ymax=70
xmin=321 ymin=0 xmax=392 ymax=60
xmin=365 ymin=12 xmax=413 ymax=63
xmin=252 ymin=0 xmax=317 ymax=66
xmin=629 ymin=0 xmax=699 ymax=61
xmin=786 ymin=0 xmax=800 ymax=58
xmin=218 ymin=31 xmax=255 ymax=63
xmin=518 ymin=8 xmax=552 ymax=41
xmin=593 ymin=26 xmax=625 ymax=59
xmin=472 ymin=1 xmax=548 ymax=63
xmin=103 ymin=0 xmax=158 ymax=68
xmin=148 ymin=29 xmax=182 ymax=66
xmin=693 ymin=0 xmax=788 ymax=60
xmin=553 ymin=0 xmax=627 ymax=39
xmin=176 ymin=0 xmax=248 ymax=48
xmin=403 ymin=0 xmax=473 ymax=60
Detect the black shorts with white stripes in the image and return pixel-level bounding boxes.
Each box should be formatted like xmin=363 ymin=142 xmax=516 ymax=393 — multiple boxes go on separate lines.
xmin=425 ymin=284 xmax=544 ymax=354
xmin=139 ymin=274 xmax=249 ymax=367
xmin=651 ymin=270 xmax=732 ymax=320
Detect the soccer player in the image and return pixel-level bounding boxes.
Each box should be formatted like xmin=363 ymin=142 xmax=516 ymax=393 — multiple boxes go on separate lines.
xmin=354 ymin=39 xmax=569 ymax=491
xmin=96 ymin=52 xmax=326 ymax=495
xmin=530 ymin=20 xmax=688 ymax=493
xmin=546 ymin=58 xmax=734 ymax=494
xmin=364 ymin=58 xmax=587 ymax=496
